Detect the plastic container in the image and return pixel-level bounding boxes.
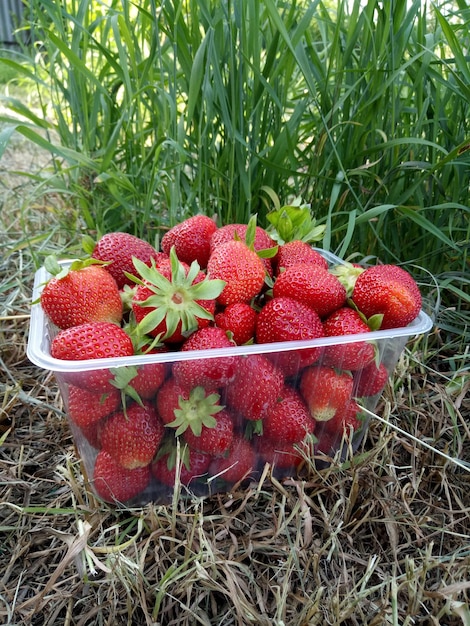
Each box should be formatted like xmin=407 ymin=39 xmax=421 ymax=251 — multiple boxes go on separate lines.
xmin=27 ymin=251 xmax=433 ymax=506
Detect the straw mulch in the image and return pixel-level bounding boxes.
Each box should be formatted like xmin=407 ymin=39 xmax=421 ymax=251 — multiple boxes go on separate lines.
xmin=1 ymin=143 xmax=469 ymax=626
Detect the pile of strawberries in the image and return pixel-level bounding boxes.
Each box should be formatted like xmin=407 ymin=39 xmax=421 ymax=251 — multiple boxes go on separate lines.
xmin=38 ymin=214 xmax=422 ymax=504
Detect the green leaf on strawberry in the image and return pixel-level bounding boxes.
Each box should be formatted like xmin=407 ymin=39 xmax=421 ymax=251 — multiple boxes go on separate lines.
xmin=131 ymin=247 xmax=225 ymax=341
xmin=167 ymin=386 xmax=225 ymax=437
xmin=266 ymin=201 xmax=326 ymax=245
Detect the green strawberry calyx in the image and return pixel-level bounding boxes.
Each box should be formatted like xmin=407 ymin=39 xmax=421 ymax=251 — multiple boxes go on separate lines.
xmin=167 ymin=386 xmax=225 ymax=437
xmin=262 ymin=189 xmax=326 ymax=245
xmin=129 ymin=247 xmax=225 ymax=341
xmin=330 ymin=262 xmax=365 ymax=297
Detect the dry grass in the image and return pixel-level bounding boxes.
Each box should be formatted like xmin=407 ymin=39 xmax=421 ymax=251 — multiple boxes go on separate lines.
xmin=1 ymin=136 xmax=469 ymax=626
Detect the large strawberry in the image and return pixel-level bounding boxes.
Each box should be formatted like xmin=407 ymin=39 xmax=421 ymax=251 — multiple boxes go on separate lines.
xmin=214 ymin=302 xmax=258 ymax=345
xmin=208 ymin=436 xmax=257 ymax=485
xmin=50 ymin=322 xmax=135 ymax=391
xmin=109 ymin=362 xmax=167 ymax=403
xmin=224 ymin=354 xmax=284 ymax=421
xmin=256 ymin=438 xmax=307 ymax=471
xmin=299 ymin=365 xmax=353 ymax=422
xmin=273 ymin=263 xmax=346 ymax=318
xmin=351 ymin=264 xmax=422 ymax=329
xmin=87 ymin=231 xmax=163 ymax=289
xmin=67 ymin=385 xmax=121 ymax=428
xmin=151 ymin=445 xmax=212 ymax=487
xmin=353 ymin=361 xmax=389 ymax=397
xmin=207 ymin=239 xmax=267 ymax=306
xmin=322 ymin=307 xmax=375 ymax=371
xmin=161 ymin=214 xmax=218 ymax=268
xmin=210 ymin=223 xmax=275 ymax=254
xmin=261 ymin=385 xmax=315 ymax=443
xmin=172 ymin=326 xmax=239 ymax=390
xmin=131 ymin=248 xmax=224 ymax=343
xmin=100 ymin=401 xmax=164 ymax=469
xmin=40 ymin=258 xmax=123 ymax=329
xmin=255 ymin=296 xmax=324 ymax=375
xmin=183 ymin=408 xmax=234 ymax=457
xmin=274 ymin=240 xmax=328 ymax=274
xmin=93 ymin=449 xmax=151 ymax=503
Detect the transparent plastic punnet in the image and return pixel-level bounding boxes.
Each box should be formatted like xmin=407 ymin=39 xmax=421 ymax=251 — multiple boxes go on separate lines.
xmin=27 ymin=250 xmax=433 ymax=506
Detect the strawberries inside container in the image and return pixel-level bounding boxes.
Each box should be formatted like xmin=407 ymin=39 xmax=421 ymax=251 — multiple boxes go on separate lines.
xmin=27 ymin=249 xmax=433 ymax=507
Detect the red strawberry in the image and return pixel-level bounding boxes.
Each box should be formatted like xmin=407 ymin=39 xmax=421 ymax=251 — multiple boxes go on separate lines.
xmin=255 ymin=296 xmax=324 ymax=375
xmin=351 ymin=264 xmax=422 ymax=329
xmin=67 ymin=385 xmax=120 ymax=428
xmin=152 ymin=446 xmax=211 ymax=487
xmin=322 ymin=399 xmax=361 ymax=436
xmin=208 ymin=436 xmax=256 ymax=485
xmin=90 ymin=232 xmax=163 ymax=289
xmin=131 ymin=248 xmax=223 ymax=343
xmin=322 ymin=307 xmax=375 ymax=370
xmin=155 ymin=376 xmax=190 ymax=425
xmin=256 ymin=438 xmax=306 ymax=471
xmin=353 ymin=361 xmax=389 ymax=397
xmin=207 ymin=240 xmax=266 ymax=306
xmin=275 ymin=240 xmax=328 ymax=274
xmin=100 ymin=401 xmax=164 ymax=469
xmin=172 ymin=326 xmax=238 ymax=390
xmin=262 ymin=386 xmax=315 ymax=443
xmin=41 ymin=261 xmax=123 ymax=329
xmin=299 ymin=365 xmax=353 ymax=422
xmin=183 ymin=408 xmax=234 ymax=457
xmin=161 ymin=214 xmax=218 ymax=268
xmin=109 ymin=362 xmax=167 ymax=402
xmin=79 ymin=416 xmax=107 ymax=449
xmin=224 ymin=354 xmax=284 ymax=421
xmin=50 ymin=322 xmax=135 ymax=392
xmin=210 ymin=223 xmax=275 ymax=253
xmin=273 ymin=263 xmax=346 ymax=318
xmin=93 ymin=449 xmax=151 ymax=503
xmin=214 ymin=302 xmax=258 ymax=345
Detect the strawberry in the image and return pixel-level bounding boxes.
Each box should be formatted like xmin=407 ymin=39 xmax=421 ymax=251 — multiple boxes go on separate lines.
xmin=100 ymin=401 xmax=164 ymax=469
xmin=152 ymin=445 xmax=211 ymax=487
xmin=353 ymin=361 xmax=389 ymax=397
xmin=183 ymin=408 xmax=234 ymax=457
xmin=165 ymin=385 xmax=226 ymax=437
xmin=214 ymin=302 xmax=258 ymax=345
xmin=322 ymin=307 xmax=375 ymax=370
xmin=261 ymin=385 xmax=315 ymax=443
xmin=255 ymin=296 xmax=324 ymax=374
xmin=50 ymin=322 xmax=135 ymax=392
xmin=224 ymin=354 xmax=284 ymax=421
xmin=41 ymin=259 xmax=123 ymax=329
xmin=274 ymin=240 xmax=328 ymax=274
xmin=322 ymin=399 xmax=361 ymax=436
xmin=88 ymin=232 xmax=163 ymax=289
xmin=161 ymin=214 xmax=218 ymax=268
xmin=210 ymin=223 xmax=275 ymax=254
xmin=155 ymin=376 xmax=190 ymax=425
xmin=208 ymin=436 xmax=257 ymax=485
xmin=93 ymin=449 xmax=151 ymax=503
xmin=256 ymin=438 xmax=306 ymax=471
xmin=109 ymin=363 xmax=167 ymax=402
xmin=299 ymin=365 xmax=353 ymax=422
xmin=172 ymin=326 xmax=238 ymax=390
xmin=67 ymin=385 xmax=120 ymax=428
xmin=79 ymin=416 xmax=107 ymax=449
xmin=131 ymin=248 xmax=224 ymax=343
xmin=207 ymin=240 xmax=266 ymax=306
xmin=273 ymin=263 xmax=346 ymax=318
xmin=351 ymin=264 xmax=422 ymax=329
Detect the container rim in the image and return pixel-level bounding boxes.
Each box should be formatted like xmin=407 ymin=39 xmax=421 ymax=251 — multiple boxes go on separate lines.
xmin=26 ymin=252 xmax=434 ymax=373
